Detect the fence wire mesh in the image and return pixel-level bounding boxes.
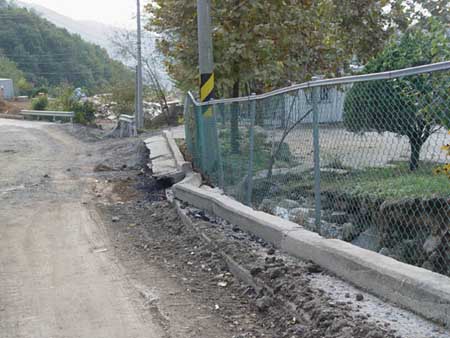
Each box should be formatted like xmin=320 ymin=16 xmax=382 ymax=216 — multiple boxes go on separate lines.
xmin=184 ymin=63 xmax=450 ymax=276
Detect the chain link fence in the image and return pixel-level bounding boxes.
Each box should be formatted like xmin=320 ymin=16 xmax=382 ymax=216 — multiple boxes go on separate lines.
xmin=184 ymin=62 xmax=450 ymax=276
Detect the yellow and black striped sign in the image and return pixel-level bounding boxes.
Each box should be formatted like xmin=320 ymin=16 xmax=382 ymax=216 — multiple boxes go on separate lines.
xmin=200 ymin=72 xmax=214 ymax=118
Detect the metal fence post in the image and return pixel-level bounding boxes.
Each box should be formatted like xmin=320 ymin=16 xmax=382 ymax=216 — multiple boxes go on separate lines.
xmin=246 ymin=94 xmax=257 ymax=206
xmin=211 ymin=102 xmax=225 ymax=189
xmin=195 ymin=104 xmax=206 ymax=171
xmin=312 ymin=77 xmax=322 ymax=234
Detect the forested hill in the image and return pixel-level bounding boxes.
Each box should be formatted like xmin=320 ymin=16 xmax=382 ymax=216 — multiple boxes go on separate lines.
xmin=0 ymin=1 xmax=132 ymax=92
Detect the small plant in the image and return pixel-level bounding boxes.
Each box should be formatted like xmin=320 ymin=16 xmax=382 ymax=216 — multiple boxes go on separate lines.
xmin=72 ymin=101 xmax=96 ymax=125
xmin=433 ymin=131 xmax=450 ymax=179
xmin=31 ymin=95 xmax=49 ymax=111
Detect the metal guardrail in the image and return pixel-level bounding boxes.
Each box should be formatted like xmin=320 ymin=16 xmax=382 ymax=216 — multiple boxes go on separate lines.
xmin=20 ymin=110 xmax=75 ymax=120
xmin=20 ymin=110 xmax=75 ymax=117
xmin=187 ymin=61 xmax=450 ymax=106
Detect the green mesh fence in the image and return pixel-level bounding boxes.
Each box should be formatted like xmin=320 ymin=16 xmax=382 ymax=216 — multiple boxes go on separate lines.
xmin=184 ymin=63 xmax=450 ymax=277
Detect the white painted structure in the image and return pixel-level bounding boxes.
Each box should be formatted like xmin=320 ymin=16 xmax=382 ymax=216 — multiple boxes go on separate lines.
xmin=0 ymin=78 xmax=14 ymax=100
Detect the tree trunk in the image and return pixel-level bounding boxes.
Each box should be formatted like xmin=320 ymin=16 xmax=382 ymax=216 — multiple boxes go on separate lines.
xmin=230 ymin=80 xmax=240 ymax=154
xmin=409 ymin=136 xmax=423 ymax=171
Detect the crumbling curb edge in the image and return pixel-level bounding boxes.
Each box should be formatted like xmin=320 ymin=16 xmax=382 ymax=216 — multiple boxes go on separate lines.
xmin=162 ymin=130 xmax=192 ymax=174
xmin=172 ymin=174 xmax=450 ymax=327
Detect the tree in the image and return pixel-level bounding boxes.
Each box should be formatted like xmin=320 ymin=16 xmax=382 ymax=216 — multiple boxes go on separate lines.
xmin=146 ymin=0 xmax=398 ymax=96
xmin=0 ymin=56 xmax=30 ymax=95
xmin=110 ymin=30 xmax=174 ymax=124
xmin=147 ymin=0 xmax=400 ymax=155
xmin=343 ymin=19 xmax=450 ymax=171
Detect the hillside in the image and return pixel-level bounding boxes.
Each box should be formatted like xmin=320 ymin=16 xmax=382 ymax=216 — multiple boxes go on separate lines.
xmin=0 ymin=1 xmax=132 ymax=92
xmin=16 ymin=1 xmax=119 ymax=56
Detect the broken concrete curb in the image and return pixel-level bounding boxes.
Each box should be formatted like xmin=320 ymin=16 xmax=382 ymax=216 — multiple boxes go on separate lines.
xmin=163 ymin=130 xmax=192 ymax=174
xmin=173 ymin=174 xmax=450 ymax=327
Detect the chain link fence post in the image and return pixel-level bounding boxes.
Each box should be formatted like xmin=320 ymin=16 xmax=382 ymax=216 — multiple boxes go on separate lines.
xmin=195 ymin=104 xmax=206 ymax=171
xmin=246 ymin=94 xmax=257 ymax=206
xmin=312 ymin=76 xmax=322 ymax=234
xmin=211 ymin=102 xmax=225 ymax=189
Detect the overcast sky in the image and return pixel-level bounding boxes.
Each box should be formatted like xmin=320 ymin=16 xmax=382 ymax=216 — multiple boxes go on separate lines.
xmin=20 ymin=0 xmax=141 ymax=28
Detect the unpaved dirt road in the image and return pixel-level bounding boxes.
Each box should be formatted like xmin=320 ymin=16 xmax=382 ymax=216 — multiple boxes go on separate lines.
xmin=0 ymin=119 xmax=166 ymax=338
xmin=0 ymin=119 xmax=239 ymax=338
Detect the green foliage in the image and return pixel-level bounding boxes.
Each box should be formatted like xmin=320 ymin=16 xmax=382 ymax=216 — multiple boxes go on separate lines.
xmin=31 ymin=95 xmax=48 ymax=110
xmin=0 ymin=56 xmax=30 ymax=95
xmin=72 ymin=101 xmax=96 ymax=125
xmin=48 ymin=84 xmax=96 ymax=124
xmin=0 ymin=3 xmax=132 ymax=91
xmin=343 ymin=19 xmax=450 ymax=171
xmin=31 ymin=87 xmax=48 ymax=98
xmin=146 ymin=0 xmax=397 ymax=95
xmin=322 ymin=162 xmax=450 ymax=200
xmin=110 ymin=79 xmax=136 ymax=115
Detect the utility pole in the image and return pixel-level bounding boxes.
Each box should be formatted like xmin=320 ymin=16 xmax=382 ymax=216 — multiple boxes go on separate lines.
xmin=197 ymin=0 xmax=214 ymax=109
xmin=136 ymin=0 xmax=144 ymax=130
xmin=197 ymin=0 xmax=220 ymax=178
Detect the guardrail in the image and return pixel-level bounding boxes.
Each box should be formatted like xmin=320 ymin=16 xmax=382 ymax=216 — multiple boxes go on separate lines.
xmin=20 ymin=110 xmax=74 ymax=122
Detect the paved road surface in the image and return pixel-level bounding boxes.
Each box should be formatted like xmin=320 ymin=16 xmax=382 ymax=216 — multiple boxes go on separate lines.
xmin=0 ymin=119 xmax=164 ymax=338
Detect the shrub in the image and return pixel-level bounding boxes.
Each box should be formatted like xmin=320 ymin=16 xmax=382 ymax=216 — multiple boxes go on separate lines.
xmin=72 ymin=101 xmax=96 ymax=125
xmin=31 ymin=95 xmax=48 ymax=111
xmin=31 ymin=87 xmax=48 ymax=98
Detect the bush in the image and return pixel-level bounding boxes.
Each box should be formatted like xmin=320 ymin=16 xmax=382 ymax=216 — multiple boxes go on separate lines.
xmin=31 ymin=87 xmax=48 ymax=98
xmin=31 ymin=95 xmax=48 ymax=111
xmin=72 ymin=101 xmax=96 ymax=125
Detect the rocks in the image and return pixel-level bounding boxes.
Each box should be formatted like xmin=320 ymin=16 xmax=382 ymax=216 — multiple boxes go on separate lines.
xmin=274 ymin=207 xmax=289 ymax=220
xmin=258 ymin=199 xmax=278 ymax=214
xmin=423 ymin=234 xmax=444 ymax=255
xmin=112 ymin=216 xmax=120 ymax=222
xmin=306 ymin=263 xmax=323 ymax=274
xmin=94 ymin=163 xmax=113 ymax=172
xmin=267 ymin=248 xmax=275 ymax=255
xmin=250 ymin=266 xmax=263 ymax=276
xmin=356 ymin=293 xmax=364 ymax=302
xmin=278 ymin=199 xmax=301 ymax=210
xmin=289 ymin=207 xmax=315 ymax=224
xmin=270 ymin=267 xmax=285 ymax=279
xmin=352 ymin=226 xmax=381 ymax=252
xmin=342 ymin=223 xmax=355 ymax=242
xmin=378 ymin=247 xmax=391 ymax=256
xmin=255 ymin=296 xmax=273 ymax=312
xmin=328 ymin=211 xmax=349 ymax=225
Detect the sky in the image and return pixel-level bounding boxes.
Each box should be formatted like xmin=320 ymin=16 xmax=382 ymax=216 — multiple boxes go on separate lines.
xmin=19 ymin=0 xmax=141 ymax=28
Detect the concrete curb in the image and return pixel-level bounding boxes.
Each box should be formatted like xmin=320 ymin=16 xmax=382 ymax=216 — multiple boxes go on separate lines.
xmin=173 ymin=174 xmax=450 ymax=327
xmin=163 ymin=130 xmax=192 ymax=174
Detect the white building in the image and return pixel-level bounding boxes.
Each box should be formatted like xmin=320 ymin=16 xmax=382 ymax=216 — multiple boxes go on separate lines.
xmin=0 ymin=78 xmax=14 ymax=100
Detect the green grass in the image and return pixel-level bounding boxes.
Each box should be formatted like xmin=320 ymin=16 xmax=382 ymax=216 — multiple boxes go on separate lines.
xmin=322 ymin=162 xmax=450 ymax=200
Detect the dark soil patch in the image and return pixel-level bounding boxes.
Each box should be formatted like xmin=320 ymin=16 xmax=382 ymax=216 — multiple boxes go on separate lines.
xmin=96 ymin=174 xmax=401 ymax=338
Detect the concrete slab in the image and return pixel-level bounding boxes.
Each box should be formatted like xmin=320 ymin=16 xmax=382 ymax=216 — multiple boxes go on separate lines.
xmin=144 ymin=134 xmax=184 ymax=182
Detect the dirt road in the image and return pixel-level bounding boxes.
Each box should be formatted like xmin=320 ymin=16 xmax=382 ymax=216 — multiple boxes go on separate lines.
xmin=0 ymin=119 xmax=239 ymax=338
xmin=0 ymin=120 xmax=166 ymax=338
